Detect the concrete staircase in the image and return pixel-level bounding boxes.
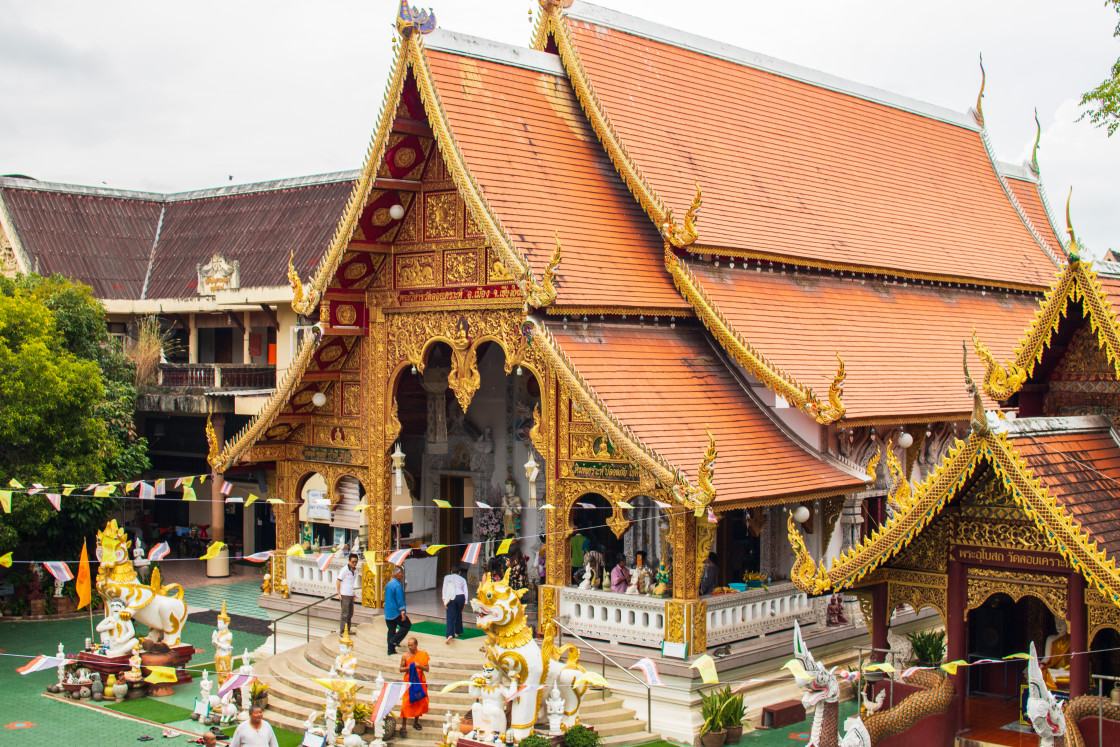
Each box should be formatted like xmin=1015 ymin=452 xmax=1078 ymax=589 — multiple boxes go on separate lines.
xmin=255 ymin=621 xmax=659 ymax=746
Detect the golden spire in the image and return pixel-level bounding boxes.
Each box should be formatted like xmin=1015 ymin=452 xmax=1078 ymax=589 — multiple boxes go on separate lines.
xmin=339 ymin=625 xmax=353 ymax=646
xmin=974 ymin=53 xmax=986 ymax=126
xmin=218 ymin=600 xmax=231 ymax=623
xmin=1029 ymin=107 xmax=1042 ymax=175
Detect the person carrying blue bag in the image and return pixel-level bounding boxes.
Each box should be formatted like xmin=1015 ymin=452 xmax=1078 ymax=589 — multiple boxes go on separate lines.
xmin=398 ymin=637 xmax=429 ymax=731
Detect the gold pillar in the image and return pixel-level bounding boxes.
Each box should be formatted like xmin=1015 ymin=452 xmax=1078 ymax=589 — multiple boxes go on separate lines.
xmin=272 ymin=460 xmax=298 ymax=593
xmin=667 ymin=509 xmax=706 ymax=651
xmin=362 ymin=313 xmax=392 ymax=609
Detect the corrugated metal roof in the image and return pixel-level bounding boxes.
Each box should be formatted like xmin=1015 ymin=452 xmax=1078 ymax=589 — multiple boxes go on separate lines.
xmin=1 ymin=172 xmax=356 ymax=300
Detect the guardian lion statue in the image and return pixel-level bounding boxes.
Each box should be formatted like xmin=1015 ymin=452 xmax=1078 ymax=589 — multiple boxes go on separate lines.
xmin=96 ymin=520 xmax=188 ymax=646
xmin=470 ymin=568 xmax=588 ymax=741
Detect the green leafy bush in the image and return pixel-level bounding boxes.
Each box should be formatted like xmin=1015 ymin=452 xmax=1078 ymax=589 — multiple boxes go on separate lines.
xmin=561 ymin=724 xmax=601 ymax=747
xmin=518 ymin=735 xmax=552 ymax=747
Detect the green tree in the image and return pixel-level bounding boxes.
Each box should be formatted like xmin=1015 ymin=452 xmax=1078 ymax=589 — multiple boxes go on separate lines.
xmin=1082 ymin=1 xmax=1120 ymax=135
xmin=0 ymin=274 xmax=149 ymax=555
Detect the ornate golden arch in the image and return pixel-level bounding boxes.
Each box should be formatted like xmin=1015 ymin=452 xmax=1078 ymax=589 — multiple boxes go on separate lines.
xmin=965 ymin=569 xmax=1067 ymax=623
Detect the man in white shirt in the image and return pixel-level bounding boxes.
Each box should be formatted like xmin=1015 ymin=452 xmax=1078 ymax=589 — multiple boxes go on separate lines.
xmin=442 ymin=565 xmax=469 ymax=644
xmin=229 ymin=705 xmax=278 ymax=747
xmin=337 ymin=553 xmax=359 ymax=635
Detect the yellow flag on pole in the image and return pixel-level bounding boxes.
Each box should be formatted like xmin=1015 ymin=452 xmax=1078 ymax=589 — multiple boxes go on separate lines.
xmin=425 ymin=544 xmax=447 ymax=555
xmin=93 ymin=484 xmax=115 ymax=497
xmin=496 ymin=538 xmax=514 ymax=556
xmin=182 ymin=485 xmax=197 ymax=501
xmin=244 ymin=494 xmax=259 ymax=507
xmin=200 ymin=541 xmax=225 ymax=560
xmin=0 ymin=552 xmax=11 ymax=568
xmin=145 ymin=666 xmax=178 ymax=683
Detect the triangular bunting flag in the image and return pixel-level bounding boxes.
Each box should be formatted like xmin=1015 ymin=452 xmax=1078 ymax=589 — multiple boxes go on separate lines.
xmin=46 ymin=493 xmax=61 ymax=511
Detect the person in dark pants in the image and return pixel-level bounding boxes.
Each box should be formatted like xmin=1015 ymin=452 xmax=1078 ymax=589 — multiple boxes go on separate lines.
xmin=385 ymin=566 xmax=410 ymax=655
xmin=337 ymin=553 xmax=359 ymax=635
xmin=442 ymin=565 xmax=468 ymax=644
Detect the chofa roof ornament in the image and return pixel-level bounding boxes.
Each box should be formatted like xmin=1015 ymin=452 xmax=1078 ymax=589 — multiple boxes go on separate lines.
xmin=662 ymin=181 xmax=703 ymax=248
xmin=396 ymin=0 xmax=437 ymax=38
xmin=973 ymin=53 xmax=986 ymax=127
xmin=1065 ymin=188 xmax=1082 ymax=266
xmin=539 ymin=0 xmax=574 ymax=11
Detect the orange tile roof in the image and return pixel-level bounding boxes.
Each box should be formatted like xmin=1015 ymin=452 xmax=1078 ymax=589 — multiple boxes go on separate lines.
xmin=684 ymin=260 xmax=1043 ymax=421
xmin=556 ymin=8 xmax=1058 ymax=287
xmin=1095 ymin=268 xmax=1120 ymax=313
xmin=546 ymin=320 xmax=865 ymax=503
xmin=424 ymin=42 xmax=686 ymax=311
xmin=1014 ymin=427 xmax=1120 ymax=558
xmin=1003 ymin=172 xmax=1065 ymax=254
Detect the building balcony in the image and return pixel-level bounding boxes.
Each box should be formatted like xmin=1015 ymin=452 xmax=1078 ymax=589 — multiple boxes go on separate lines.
xmin=157 ymin=363 xmax=276 ymax=390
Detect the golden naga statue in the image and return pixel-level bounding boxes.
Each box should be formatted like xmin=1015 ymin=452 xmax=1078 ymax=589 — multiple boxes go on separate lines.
xmin=288 ymin=249 xmax=317 ymax=315
xmin=662 ymin=182 xmax=703 ymax=248
xmin=523 ymin=232 xmax=563 ymax=309
xmin=205 ymin=413 xmax=221 ymax=469
xmin=971 ymin=330 xmax=1027 ymax=402
xmin=96 ymin=519 xmax=188 ymax=646
xmin=470 ymin=569 xmax=588 ymax=741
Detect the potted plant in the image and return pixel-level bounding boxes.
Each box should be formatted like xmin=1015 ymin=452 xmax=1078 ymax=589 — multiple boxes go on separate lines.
xmin=519 ymin=735 xmax=552 ymax=747
xmin=906 ymin=629 xmax=946 ymax=667
xmin=9 ymin=598 xmax=30 ymax=618
xmin=722 ymin=688 xmax=747 ymax=742
xmin=249 ymin=680 xmax=270 ymax=710
xmin=700 ymin=688 xmax=728 ymax=747
xmin=351 ymin=702 xmax=371 ymax=735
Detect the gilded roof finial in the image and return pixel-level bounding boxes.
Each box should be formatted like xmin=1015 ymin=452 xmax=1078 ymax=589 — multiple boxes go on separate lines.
xmin=963 ymin=340 xmax=987 ymax=435
xmin=662 ymin=181 xmax=703 ymax=248
xmin=288 ymin=249 xmax=316 ymax=315
xmin=523 ymin=232 xmax=562 ymax=309
xmin=205 ymin=413 xmax=220 ymax=469
xmin=539 ymin=0 xmax=574 ymax=11
xmin=1029 ymin=107 xmax=1042 ymax=176
xmin=974 ymin=53 xmax=986 ymax=126
xmin=695 ymin=426 xmax=718 ymax=507
xmin=1065 ymin=188 xmax=1080 ymax=264
xmin=396 ymin=0 xmax=437 ymax=38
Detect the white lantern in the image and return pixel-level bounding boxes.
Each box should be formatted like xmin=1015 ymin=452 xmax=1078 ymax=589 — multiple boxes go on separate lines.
xmin=311 ymin=391 xmax=327 ymax=408
xmin=792 ymin=505 xmax=811 ymax=524
xmin=897 ymin=431 xmax=914 ymax=449
xmin=391 ymin=443 xmax=406 ymax=491
xmin=388 ymin=204 xmax=405 ymax=220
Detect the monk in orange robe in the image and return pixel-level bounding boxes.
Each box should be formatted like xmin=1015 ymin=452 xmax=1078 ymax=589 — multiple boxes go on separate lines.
xmin=399 ymin=637 xmax=430 ymax=731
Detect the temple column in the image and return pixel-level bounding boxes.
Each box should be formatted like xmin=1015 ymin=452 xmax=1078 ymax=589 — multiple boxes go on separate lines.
xmin=362 ymin=315 xmax=392 ymax=611
xmin=667 ymin=509 xmax=706 ymax=653
xmin=188 ymin=313 xmax=198 ymax=363
xmin=947 ymin=556 xmax=967 ymax=733
xmin=1069 ymin=573 xmax=1088 ymax=697
xmin=207 ymin=414 xmax=229 ymax=578
xmin=272 ymin=461 xmax=298 ymax=594
xmin=870 ymin=582 xmax=888 ymax=663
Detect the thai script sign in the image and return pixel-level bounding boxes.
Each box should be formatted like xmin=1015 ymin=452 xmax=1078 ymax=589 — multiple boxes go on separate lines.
xmin=568 ymin=461 xmax=640 ymax=482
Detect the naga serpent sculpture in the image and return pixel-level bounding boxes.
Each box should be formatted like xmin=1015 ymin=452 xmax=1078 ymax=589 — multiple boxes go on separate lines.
xmin=791 ymin=621 xmax=956 ymax=747
xmin=1062 ymin=697 xmax=1120 ymax=747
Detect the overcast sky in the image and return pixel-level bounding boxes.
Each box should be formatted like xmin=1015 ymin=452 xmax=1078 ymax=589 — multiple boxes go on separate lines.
xmin=2 ymin=0 xmax=1118 ymax=252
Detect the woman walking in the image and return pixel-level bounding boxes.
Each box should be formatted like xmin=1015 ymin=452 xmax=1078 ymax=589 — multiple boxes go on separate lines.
xmin=442 ymin=565 xmax=468 ymax=643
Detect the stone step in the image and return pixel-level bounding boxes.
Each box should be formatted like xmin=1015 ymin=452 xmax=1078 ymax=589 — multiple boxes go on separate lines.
xmin=254 ymin=628 xmax=659 ymax=746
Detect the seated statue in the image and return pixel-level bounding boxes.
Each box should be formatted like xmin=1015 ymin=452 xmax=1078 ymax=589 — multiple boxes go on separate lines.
xmin=1041 ymin=617 xmax=1071 ymax=690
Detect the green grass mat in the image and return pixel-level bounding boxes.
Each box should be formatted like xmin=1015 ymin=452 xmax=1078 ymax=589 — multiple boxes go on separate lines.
xmin=409 ymin=620 xmax=485 ymax=640
xmin=105 ymin=697 xmax=195 ymax=724
xmin=222 ymin=723 xmax=305 ymax=747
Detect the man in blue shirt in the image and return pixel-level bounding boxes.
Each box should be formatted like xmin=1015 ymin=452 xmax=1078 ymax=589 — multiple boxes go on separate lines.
xmin=384 ymin=566 xmax=410 ymax=655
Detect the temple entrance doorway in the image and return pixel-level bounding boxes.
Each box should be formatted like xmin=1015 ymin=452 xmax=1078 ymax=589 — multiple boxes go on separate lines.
xmin=436 ymin=475 xmax=474 ymax=578
xmin=573 ymin=494 xmax=624 ymax=575
xmin=1090 ymin=629 xmax=1120 ymax=683
xmin=717 ymin=509 xmax=762 ymax=587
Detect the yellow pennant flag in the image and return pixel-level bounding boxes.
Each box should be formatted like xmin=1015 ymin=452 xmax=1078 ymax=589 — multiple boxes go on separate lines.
xmin=690 ymin=654 xmax=719 ymax=684
xmin=575 ymin=671 xmax=609 ymax=688
xmin=496 ymin=538 xmax=514 ymax=556
xmin=864 ymin=662 xmax=895 ymax=674
xmin=0 ymin=490 xmax=10 ymax=513
xmin=93 ymin=484 xmax=115 ymax=497
xmin=199 ymin=475 xmax=208 ymax=484
xmin=1003 ymin=652 xmax=1032 ymax=661
xmin=363 ymin=550 xmax=378 ymax=573
xmin=182 ymin=476 xmax=195 ymax=488
xmin=615 ymin=500 xmax=635 ymax=509
xmin=145 ymin=666 xmax=178 ymax=683
xmin=126 ymin=481 xmax=139 ymax=493
xmin=182 ymin=485 xmax=197 ymax=501
xmin=439 ymin=680 xmax=473 ymax=694
xmin=425 ymin=544 xmax=447 ymax=555
xmin=244 ymin=494 xmax=259 ymax=507
xmin=0 ymin=552 xmax=11 ymax=568
xmin=267 ymin=498 xmax=284 ymax=506
xmin=433 ymin=499 xmax=452 ymax=509
xmin=540 ymin=503 xmax=555 ymax=509
xmin=941 ymin=660 xmax=969 ymax=675
xmin=287 ymin=544 xmax=305 ymax=557
xmin=62 ymin=485 xmax=76 ymax=496
xmin=353 ymin=501 xmax=368 ymax=511
xmin=8 ymin=478 xmax=23 ymax=488
xmin=200 ymin=541 xmax=226 ymax=560
xmin=781 ymin=659 xmax=809 ymax=680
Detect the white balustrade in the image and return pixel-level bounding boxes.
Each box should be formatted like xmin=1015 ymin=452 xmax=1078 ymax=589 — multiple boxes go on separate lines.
xmin=286 ymin=554 xmax=358 ymax=597
xmin=557 ymin=587 xmax=666 ymax=648
xmin=706 ymin=582 xmax=814 ymax=646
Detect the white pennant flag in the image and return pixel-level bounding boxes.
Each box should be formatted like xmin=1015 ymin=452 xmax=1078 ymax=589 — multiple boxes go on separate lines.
xmin=629 ymin=657 xmax=663 ymax=686
xmin=46 ymin=494 xmax=61 ymax=511
xmin=139 ymin=482 xmax=155 ymax=501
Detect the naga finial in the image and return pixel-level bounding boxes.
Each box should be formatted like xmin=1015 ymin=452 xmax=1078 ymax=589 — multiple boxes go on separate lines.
xmin=539 ymin=0 xmax=574 ymax=11
xmin=865 ymin=446 xmax=881 ymax=483
xmin=523 ymin=232 xmax=562 ymax=309
xmin=814 ymin=352 xmax=847 ymax=424
xmin=1065 ymin=188 xmax=1080 ymax=264
xmin=963 ymin=340 xmax=987 ymax=435
xmin=972 ymin=328 xmax=1026 ymax=400
xmin=396 ymin=0 xmax=437 ymax=38
xmin=696 ymin=426 xmax=717 ymax=506
xmin=288 ymin=249 xmax=316 ymax=314
xmin=885 ymin=438 xmax=912 ymax=510
xmin=662 ymin=181 xmax=703 ymax=248
xmin=205 ymin=413 xmax=220 ymax=469
xmin=974 ymin=53 xmax=986 ymax=126
xmin=1029 ymin=107 xmax=1042 ymax=175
